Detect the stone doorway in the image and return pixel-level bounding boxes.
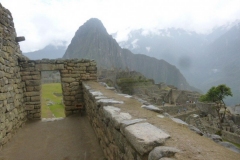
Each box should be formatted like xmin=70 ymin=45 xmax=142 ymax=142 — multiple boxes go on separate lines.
xmin=19 ymin=59 xmax=97 ymax=119
xmin=41 ymin=71 xmax=65 ymax=118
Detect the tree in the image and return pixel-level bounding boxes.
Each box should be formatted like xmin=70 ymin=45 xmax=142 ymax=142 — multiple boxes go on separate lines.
xmin=199 ymin=84 xmax=232 ymax=129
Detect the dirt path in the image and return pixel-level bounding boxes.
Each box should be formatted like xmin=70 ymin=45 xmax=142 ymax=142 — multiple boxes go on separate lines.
xmin=0 ymin=114 xmax=105 ymax=160
xmin=86 ymin=81 xmax=240 ymax=160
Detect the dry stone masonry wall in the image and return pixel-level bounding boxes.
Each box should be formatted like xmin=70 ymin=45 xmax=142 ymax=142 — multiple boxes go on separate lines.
xmin=0 ymin=4 xmax=27 ymax=148
xmin=19 ymin=59 xmax=97 ymax=119
xmin=83 ymin=82 xmax=179 ymax=160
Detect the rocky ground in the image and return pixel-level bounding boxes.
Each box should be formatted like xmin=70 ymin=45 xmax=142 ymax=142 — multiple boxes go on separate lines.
xmin=88 ymin=81 xmax=240 ymax=160
xmin=0 ymin=114 xmax=105 ymax=160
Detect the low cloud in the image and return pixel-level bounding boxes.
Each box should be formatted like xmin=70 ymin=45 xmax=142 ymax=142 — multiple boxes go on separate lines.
xmin=1 ymin=0 xmax=240 ymax=52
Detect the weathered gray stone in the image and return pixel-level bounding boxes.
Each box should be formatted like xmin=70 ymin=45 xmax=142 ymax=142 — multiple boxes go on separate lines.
xmin=31 ymin=96 xmax=40 ymax=101
xmin=36 ymin=63 xmax=64 ymax=70
xmin=123 ymin=122 xmax=170 ymax=155
xmin=97 ymin=99 xmax=124 ymax=104
xmin=120 ymin=119 xmax=146 ymax=128
xmin=0 ymin=114 xmax=5 ymax=123
xmin=24 ymin=92 xmax=40 ymax=97
xmin=0 ymin=93 xmax=6 ymax=100
xmin=210 ymin=134 xmax=222 ymax=142
xmin=117 ymin=94 xmax=132 ymax=98
xmin=61 ymin=77 xmax=75 ymax=83
xmin=148 ymin=146 xmax=180 ymax=160
xmin=103 ymin=106 xmax=132 ymax=129
xmin=95 ymin=96 xmax=108 ymax=100
xmin=157 ymin=114 xmax=165 ymax=118
xmin=25 ymin=80 xmax=40 ymax=86
xmin=171 ymin=118 xmax=188 ymax=126
xmin=142 ymin=105 xmax=163 ymax=113
xmin=90 ymin=91 xmax=103 ymax=97
xmin=188 ymin=125 xmax=203 ymax=136
xmin=219 ymin=141 xmax=240 ymax=153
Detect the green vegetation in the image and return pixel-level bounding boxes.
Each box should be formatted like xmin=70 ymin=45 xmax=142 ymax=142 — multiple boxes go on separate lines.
xmin=223 ymin=139 xmax=240 ymax=149
xmin=118 ymin=78 xmax=150 ymax=83
xmin=41 ymin=83 xmax=65 ymax=118
xmin=199 ymin=84 xmax=232 ymax=128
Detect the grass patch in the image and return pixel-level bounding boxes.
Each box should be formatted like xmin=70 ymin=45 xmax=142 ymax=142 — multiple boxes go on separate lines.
xmin=41 ymin=83 xmax=65 ymax=118
xmin=223 ymin=139 xmax=240 ymax=149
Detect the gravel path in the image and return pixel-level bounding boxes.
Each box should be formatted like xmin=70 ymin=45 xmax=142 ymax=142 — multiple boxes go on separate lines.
xmin=0 ymin=114 xmax=105 ymax=160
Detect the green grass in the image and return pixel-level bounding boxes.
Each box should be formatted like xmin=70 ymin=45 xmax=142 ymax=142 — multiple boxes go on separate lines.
xmin=223 ymin=139 xmax=240 ymax=149
xmin=41 ymin=83 xmax=65 ymax=118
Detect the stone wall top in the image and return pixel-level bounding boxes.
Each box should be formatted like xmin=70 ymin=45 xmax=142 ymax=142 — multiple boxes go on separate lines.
xmin=83 ymin=81 xmax=180 ymax=159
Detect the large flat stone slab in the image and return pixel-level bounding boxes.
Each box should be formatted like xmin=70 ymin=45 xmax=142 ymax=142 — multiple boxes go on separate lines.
xmin=142 ymin=105 xmax=163 ymax=113
xmin=97 ymin=99 xmax=124 ymax=104
xmin=171 ymin=118 xmax=188 ymax=126
xmin=89 ymin=90 xmax=103 ymax=97
xmin=118 ymin=94 xmax=132 ymax=98
xmin=123 ymin=122 xmax=170 ymax=155
xmin=148 ymin=146 xmax=180 ymax=160
xmin=103 ymin=106 xmax=132 ymax=129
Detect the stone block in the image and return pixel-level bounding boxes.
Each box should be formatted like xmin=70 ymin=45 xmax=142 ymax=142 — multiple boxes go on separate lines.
xmin=65 ymin=110 xmax=72 ymax=116
xmin=148 ymin=146 xmax=180 ymax=160
xmin=0 ymin=71 xmax=4 ymax=78
xmin=21 ymin=75 xmax=32 ymax=80
xmin=103 ymin=106 xmax=132 ymax=129
xmin=87 ymin=66 xmax=97 ymax=71
xmin=64 ymin=96 xmax=75 ymax=101
xmin=0 ymin=93 xmax=6 ymax=100
xmin=25 ymin=105 xmax=34 ymax=110
xmin=61 ymin=77 xmax=75 ymax=83
xmin=97 ymin=99 xmax=124 ymax=104
xmin=65 ymin=106 xmax=75 ymax=111
xmin=33 ymin=113 xmax=41 ymax=118
xmin=123 ymin=122 xmax=170 ymax=155
xmin=54 ymin=64 xmax=64 ymax=70
xmin=120 ymin=119 xmax=146 ymax=129
xmin=0 ymin=114 xmax=5 ymax=123
xmin=63 ymin=101 xmax=72 ymax=106
xmin=25 ymin=80 xmax=40 ymax=86
xmin=31 ymin=96 xmax=40 ymax=101
xmin=32 ymin=75 xmax=40 ymax=80
xmin=35 ymin=64 xmax=54 ymax=71
xmin=24 ymin=92 xmax=40 ymax=97
xmin=141 ymin=105 xmax=163 ymax=113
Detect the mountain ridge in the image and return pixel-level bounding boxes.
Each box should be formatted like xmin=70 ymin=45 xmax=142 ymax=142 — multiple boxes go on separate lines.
xmin=23 ymin=44 xmax=66 ymax=60
xmin=118 ymin=22 xmax=240 ymax=105
xmin=63 ymin=18 xmax=197 ymax=91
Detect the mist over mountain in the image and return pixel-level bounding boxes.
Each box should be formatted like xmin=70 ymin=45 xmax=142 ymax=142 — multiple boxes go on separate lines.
xmin=23 ymin=44 xmax=67 ymax=60
xmin=63 ymin=18 xmax=197 ymax=91
xmin=117 ymin=21 xmax=240 ymax=106
xmin=202 ymin=22 xmax=240 ymax=106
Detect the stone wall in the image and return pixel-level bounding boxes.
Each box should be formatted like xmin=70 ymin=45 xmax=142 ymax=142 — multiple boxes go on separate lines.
xmin=83 ymin=82 xmax=179 ymax=160
xmin=19 ymin=59 xmax=97 ymax=119
xmin=222 ymin=130 xmax=240 ymax=145
xmin=196 ymin=102 xmax=217 ymax=116
xmin=0 ymin=4 xmax=27 ymax=148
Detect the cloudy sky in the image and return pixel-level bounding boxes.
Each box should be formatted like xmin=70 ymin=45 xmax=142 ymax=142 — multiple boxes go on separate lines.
xmin=1 ymin=0 xmax=240 ymax=52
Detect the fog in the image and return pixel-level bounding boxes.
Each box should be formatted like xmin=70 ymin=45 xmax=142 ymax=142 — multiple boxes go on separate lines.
xmin=1 ymin=0 xmax=240 ymax=52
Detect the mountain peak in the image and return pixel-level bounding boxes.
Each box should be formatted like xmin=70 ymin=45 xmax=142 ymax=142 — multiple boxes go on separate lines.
xmin=80 ymin=18 xmax=107 ymax=34
xmin=85 ymin=18 xmax=103 ymax=25
xmin=63 ymin=18 xmax=194 ymax=91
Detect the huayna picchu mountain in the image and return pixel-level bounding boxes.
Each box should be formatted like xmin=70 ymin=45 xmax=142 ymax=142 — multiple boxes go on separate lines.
xmin=63 ymin=18 xmax=197 ymax=91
